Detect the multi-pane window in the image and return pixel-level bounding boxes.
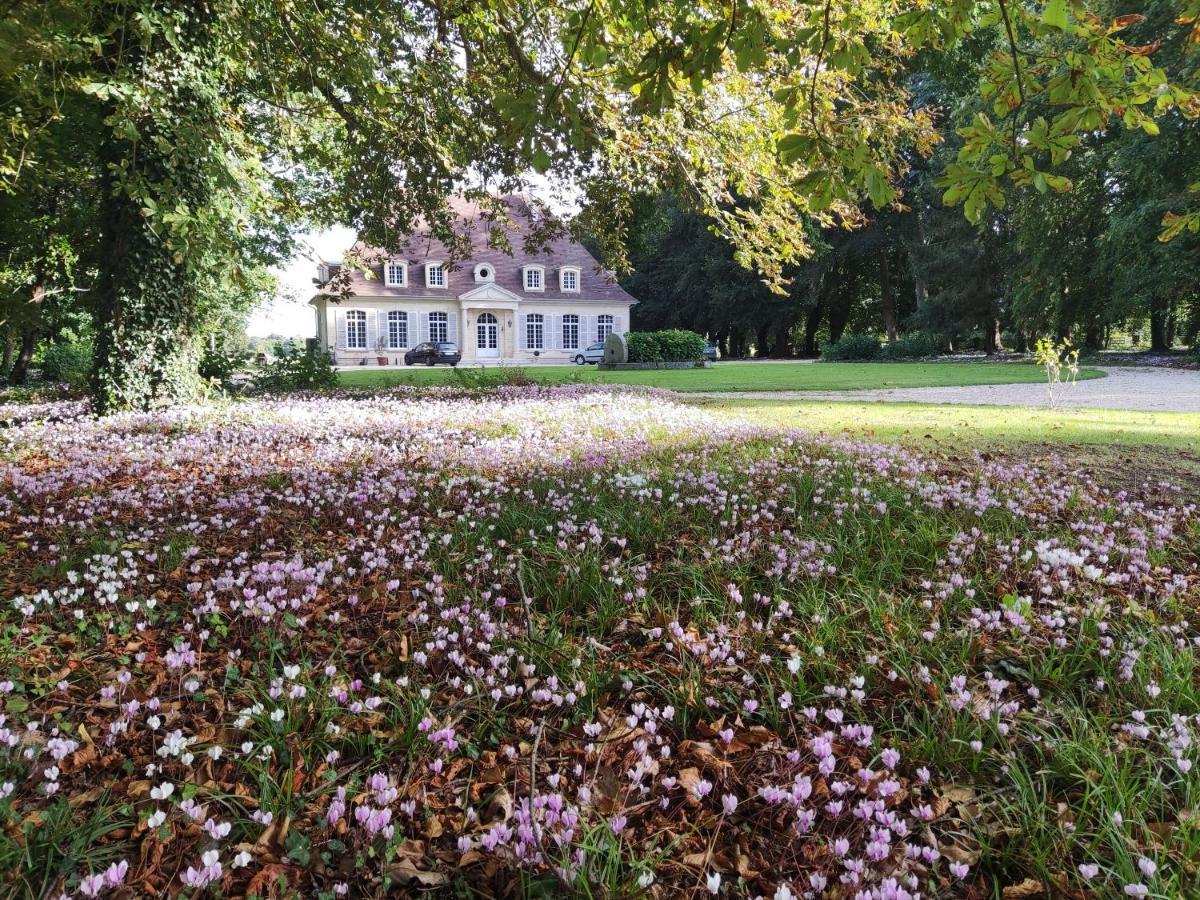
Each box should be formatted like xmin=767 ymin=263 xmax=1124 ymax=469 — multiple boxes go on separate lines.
xmin=562 ymin=314 xmax=579 ymax=349
xmin=385 ymin=260 xmax=406 ymax=287
xmin=346 ymin=310 xmax=367 ymax=349
xmin=526 ymin=313 xmax=545 ymax=349
xmin=429 ymin=311 xmax=448 ymax=342
xmin=560 ymin=268 xmax=579 ymax=292
xmin=427 ymin=263 xmax=446 ymax=288
xmin=524 ymin=266 xmax=543 ymax=291
xmin=387 ymin=311 xmax=408 ymax=348
xmin=597 ymin=314 xmax=614 ymax=342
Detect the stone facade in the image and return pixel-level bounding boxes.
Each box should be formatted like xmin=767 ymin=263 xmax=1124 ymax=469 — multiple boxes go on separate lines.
xmin=310 ymin=196 xmax=637 ymax=366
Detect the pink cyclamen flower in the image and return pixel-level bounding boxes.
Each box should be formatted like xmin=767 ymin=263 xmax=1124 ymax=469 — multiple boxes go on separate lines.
xmin=105 ymin=860 xmax=129 ymax=887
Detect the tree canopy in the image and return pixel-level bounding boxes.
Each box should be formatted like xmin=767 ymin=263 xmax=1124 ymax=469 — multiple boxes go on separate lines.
xmin=1 ymin=1 xmax=1198 ymax=406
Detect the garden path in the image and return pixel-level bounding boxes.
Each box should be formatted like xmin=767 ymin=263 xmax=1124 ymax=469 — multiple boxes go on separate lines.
xmin=691 ymin=366 xmax=1200 ymax=413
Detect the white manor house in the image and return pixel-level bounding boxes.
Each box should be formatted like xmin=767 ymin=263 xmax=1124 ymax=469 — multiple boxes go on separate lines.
xmin=311 ymin=195 xmax=637 ymax=365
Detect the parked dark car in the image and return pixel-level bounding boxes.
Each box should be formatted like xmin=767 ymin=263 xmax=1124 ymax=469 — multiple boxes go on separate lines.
xmin=404 ymin=342 xmax=460 ymax=366
xmin=703 ymin=341 xmax=719 ymax=362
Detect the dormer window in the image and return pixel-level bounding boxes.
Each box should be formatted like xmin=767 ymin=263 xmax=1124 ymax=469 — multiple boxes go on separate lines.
xmin=384 ymin=259 xmax=407 ymax=287
xmin=474 ymin=263 xmax=495 ymax=283
xmin=522 ymin=264 xmax=544 ymax=292
xmin=559 ymin=266 xmax=580 ymax=292
xmin=426 ymin=261 xmax=446 ymax=289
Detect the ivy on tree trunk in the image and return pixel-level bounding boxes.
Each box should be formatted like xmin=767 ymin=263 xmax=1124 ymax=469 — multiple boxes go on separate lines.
xmin=90 ymin=6 xmax=220 ymax=413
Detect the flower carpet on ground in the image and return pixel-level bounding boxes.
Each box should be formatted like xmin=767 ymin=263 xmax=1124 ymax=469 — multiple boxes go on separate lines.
xmin=0 ymin=386 xmax=1196 ymax=898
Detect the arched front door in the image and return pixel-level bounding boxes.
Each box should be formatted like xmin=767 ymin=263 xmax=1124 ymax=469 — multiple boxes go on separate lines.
xmin=476 ymin=312 xmax=499 ymax=358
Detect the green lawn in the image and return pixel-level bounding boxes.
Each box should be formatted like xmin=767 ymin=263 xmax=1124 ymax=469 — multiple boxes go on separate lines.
xmin=337 ymin=360 xmax=1103 ymax=392
xmin=698 ymin=397 xmax=1198 ymax=448
xmin=699 ymin=397 xmax=1200 ymax=489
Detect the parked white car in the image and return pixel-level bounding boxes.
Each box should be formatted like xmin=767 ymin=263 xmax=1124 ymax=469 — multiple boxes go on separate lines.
xmin=572 ymin=341 xmax=606 ymax=365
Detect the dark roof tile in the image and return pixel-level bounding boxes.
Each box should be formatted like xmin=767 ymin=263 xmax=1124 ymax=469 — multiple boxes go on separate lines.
xmin=333 ymin=195 xmax=636 ymax=304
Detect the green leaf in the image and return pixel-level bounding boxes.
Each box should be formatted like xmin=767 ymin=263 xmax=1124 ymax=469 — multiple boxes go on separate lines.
xmin=777 ymin=133 xmax=815 ymax=166
xmin=864 ymin=167 xmax=894 ymax=208
xmin=530 ymin=148 xmax=552 ymax=174
xmin=1043 ymin=0 xmax=1069 ymax=30
xmin=1042 ymin=173 xmax=1073 ymax=192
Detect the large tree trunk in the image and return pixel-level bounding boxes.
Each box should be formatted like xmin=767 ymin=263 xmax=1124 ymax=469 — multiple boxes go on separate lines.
xmin=1 ymin=327 xmax=15 ymax=380
xmin=1013 ymin=327 xmax=1028 ymax=353
xmin=912 ymin=215 xmax=928 ymax=312
xmin=803 ymin=303 xmax=822 ymax=356
xmin=983 ymin=316 xmax=1003 ymax=355
xmin=715 ymin=326 xmax=729 ymax=358
xmin=755 ymin=323 xmax=772 ymax=358
xmin=879 ymin=251 xmax=898 ymax=342
xmin=9 ymin=328 xmax=37 ymax=385
xmin=729 ymin=327 xmax=746 ymax=358
xmin=774 ymin=321 xmax=794 ymax=358
xmin=8 ymin=280 xmax=44 ymax=385
xmin=1055 ymin=276 xmax=1072 ymax=342
xmin=1150 ymin=301 xmax=1171 ymax=351
xmin=90 ymin=5 xmax=221 ymax=413
xmin=828 ymin=294 xmax=851 ymax=344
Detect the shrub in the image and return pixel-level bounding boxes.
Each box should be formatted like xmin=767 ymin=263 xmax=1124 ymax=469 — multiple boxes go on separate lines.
xmin=252 ymin=341 xmax=337 ymax=392
xmin=624 ymin=332 xmax=660 ymax=362
xmin=40 ymin=336 xmax=93 ymax=386
xmin=879 ymin=332 xmax=943 ymax=360
xmin=822 ymin=334 xmax=880 ymax=361
xmin=626 ymin=329 xmax=706 ymax=363
xmin=199 ymin=345 xmax=250 ymax=387
xmin=656 ymin=329 xmax=707 ymax=361
xmin=452 ymin=366 xmax=537 ymax=390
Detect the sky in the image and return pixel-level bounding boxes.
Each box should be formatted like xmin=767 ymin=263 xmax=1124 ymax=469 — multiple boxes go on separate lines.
xmin=246 ymin=226 xmax=356 ymax=337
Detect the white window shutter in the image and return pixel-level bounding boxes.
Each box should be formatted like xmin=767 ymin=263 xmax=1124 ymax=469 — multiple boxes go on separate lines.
xmin=335 ymin=309 xmax=347 ymax=349
xmin=365 ymin=310 xmax=379 ymax=351
xmin=447 ymin=312 xmax=458 ymax=344
xmin=585 ymin=315 xmax=597 ymax=344
xmin=419 ymin=312 xmax=429 ymax=343
xmin=614 ymin=314 xmax=624 ymax=334
xmin=517 ymin=315 xmax=527 ymax=350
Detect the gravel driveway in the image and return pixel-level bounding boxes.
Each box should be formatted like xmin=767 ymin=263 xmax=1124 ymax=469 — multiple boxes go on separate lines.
xmin=692 ymin=366 xmax=1200 ymax=413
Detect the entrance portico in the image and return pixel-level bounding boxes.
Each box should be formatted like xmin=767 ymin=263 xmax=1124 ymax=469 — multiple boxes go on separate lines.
xmin=457 ymin=283 xmax=522 ymax=363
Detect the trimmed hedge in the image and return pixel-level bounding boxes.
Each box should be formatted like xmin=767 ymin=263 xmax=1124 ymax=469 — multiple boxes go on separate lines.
xmin=821 ymin=334 xmax=880 ymax=361
xmin=626 ymin=329 xmax=707 ymax=363
xmin=823 ymin=332 xmax=944 ymax=361
xmin=879 ymin=332 xmax=943 ymax=360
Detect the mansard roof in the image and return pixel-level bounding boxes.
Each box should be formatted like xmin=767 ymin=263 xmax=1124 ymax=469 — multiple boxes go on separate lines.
xmin=326 ymin=194 xmax=636 ymax=304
